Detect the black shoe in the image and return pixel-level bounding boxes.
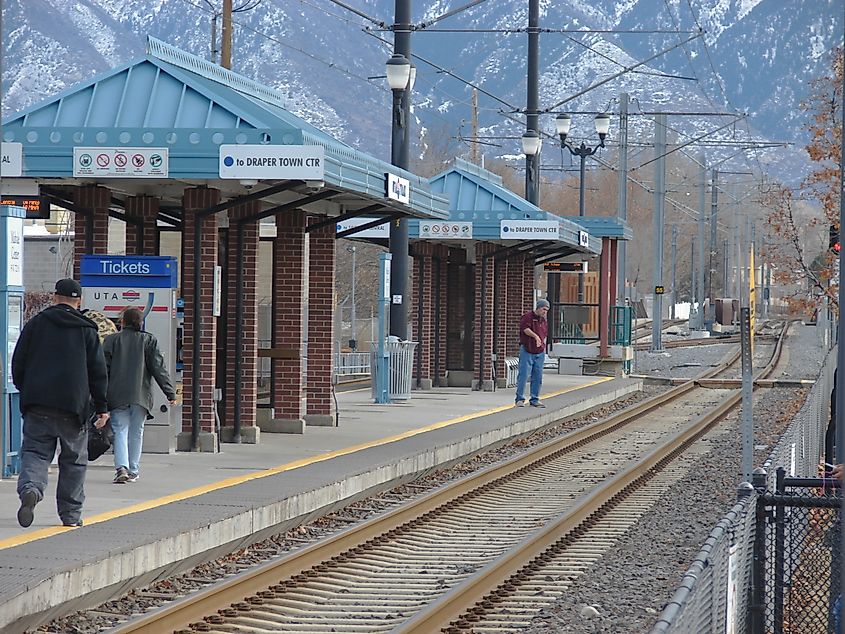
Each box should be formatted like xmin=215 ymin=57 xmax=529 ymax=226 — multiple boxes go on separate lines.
xmin=529 ymin=401 xmax=546 ymax=408
xmin=17 ymin=489 xmax=38 ymax=528
xmin=62 ymin=519 xmax=83 ymax=527
xmin=114 ymin=467 xmax=129 ymax=484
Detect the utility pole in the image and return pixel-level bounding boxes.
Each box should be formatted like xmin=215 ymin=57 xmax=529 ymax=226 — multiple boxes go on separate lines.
xmin=670 ymin=224 xmax=677 ymax=319
xmin=650 ymin=114 xmax=667 ymax=352
xmin=524 ymin=0 xmax=540 ymax=206
xmin=389 ymin=0 xmax=412 ymax=340
xmin=210 ymin=11 xmax=220 ymax=64
xmin=697 ymin=154 xmax=706 ymax=329
xmin=722 ymin=239 xmax=729 ymax=299
xmin=221 ymin=0 xmax=232 ymax=69
xmin=617 ymin=92 xmax=629 ymax=302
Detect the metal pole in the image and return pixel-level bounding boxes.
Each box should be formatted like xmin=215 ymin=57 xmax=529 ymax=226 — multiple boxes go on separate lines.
xmin=389 ymin=0 xmax=411 ymax=340
xmin=709 ymin=170 xmax=719 ymax=312
xmin=376 ymin=253 xmax=392 ymax=403
xmin=577 ymin=153 xmax=586 ymax=303
xmin=350 ymin=245 xmax=357 ymax=350
xmin=650 ymin=114 xmax=667 ymax=352
xmin=617 ymin=92 xmax=629 ymax=302
xmin=524 ymin=0 xmax=540 ymax=206
xmin=691 ymin=239 xmax=696 ymax=320
xmin=697 ymin=154 xmax=707 ymax=329
xmin=670 ymin=224 xmax=677 ymax=320
xmin=740 ymin=306 xmax=753 ymax=482
xmin=723 ymin=239 xmax=729 ymax=301
xmin=836 ymin=15 xmax=845 ymax=610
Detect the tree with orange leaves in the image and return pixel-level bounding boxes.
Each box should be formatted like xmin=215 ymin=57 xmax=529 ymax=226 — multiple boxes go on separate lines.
xmin=765 ymin=47 xmax=842 ymax=314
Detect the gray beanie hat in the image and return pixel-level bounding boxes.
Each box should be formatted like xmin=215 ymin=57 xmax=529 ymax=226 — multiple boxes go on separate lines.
xmin=535 ymin=298 xmax=550 ymax=310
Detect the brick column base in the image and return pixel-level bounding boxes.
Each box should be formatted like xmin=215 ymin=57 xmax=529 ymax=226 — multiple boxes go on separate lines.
xmin=125 ymin=196 xmax=160 ymax=255
xmin=73 ymin=185 xmax=110 ymax=278
xmin=412 ymin=243 xmax=434 ymax=390
xmin=494 ymin=259 xmax=509 ymax=387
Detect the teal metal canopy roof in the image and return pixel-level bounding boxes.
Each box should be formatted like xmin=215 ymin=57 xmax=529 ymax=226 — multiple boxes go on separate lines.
xmin=407 ymin=158 xmax=601 ymax=254
xmin=559 ymin=216 xmax=633 ymax=241
xmin=1 ymin=37 xmax=447 ymax=219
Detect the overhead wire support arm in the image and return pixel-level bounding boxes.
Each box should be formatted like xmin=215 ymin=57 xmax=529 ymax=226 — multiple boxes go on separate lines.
xmin=544 ymin=30 xmax=705 ymax=111
xmin=416 ymin=0 xmax=492 ymax=30
xmin=632 ymin=115 xmax=746 ymax=170
xmin=322 ymin=0 xmax=388 ymax=28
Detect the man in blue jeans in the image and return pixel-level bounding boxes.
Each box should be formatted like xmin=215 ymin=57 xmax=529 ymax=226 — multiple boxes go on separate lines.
xmin=515 ymin=298 xmax=549 ymax=408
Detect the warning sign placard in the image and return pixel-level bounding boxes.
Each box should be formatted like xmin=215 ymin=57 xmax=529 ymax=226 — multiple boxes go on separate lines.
xmin=73 ymin=148 xmax=168 ymax=178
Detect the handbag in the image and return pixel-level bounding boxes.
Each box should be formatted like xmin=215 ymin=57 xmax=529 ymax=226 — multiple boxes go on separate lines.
xmin=87 ymin=414 xmax=114 ymax=461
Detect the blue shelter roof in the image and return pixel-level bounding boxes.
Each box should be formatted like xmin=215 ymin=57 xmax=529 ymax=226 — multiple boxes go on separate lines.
xmin=1 ymin=38 xmax=447 ymax=219
xmin=407 ymin=159 xmax=601 ymax=254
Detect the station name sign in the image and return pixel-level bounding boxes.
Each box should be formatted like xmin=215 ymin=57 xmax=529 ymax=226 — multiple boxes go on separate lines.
xmin=219 ymin=145 xmax=325 ymax=180
xmin=73 ymin=148 xmax=169 ymax=178
xmin=385 ymin=173 xmax=410 ymax=205
xmin=336 ymin=217 xmax=390 ymax=238
xmin=500 ymin=219 xmax=559 ymax=240
xmin=1 ymin=142 xmax=23 ymax=177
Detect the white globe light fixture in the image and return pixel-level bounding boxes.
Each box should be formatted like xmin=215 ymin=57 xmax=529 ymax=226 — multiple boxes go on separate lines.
xmin=521 ymin=130 xmax=541 ymax=157
xmin=385 ymin=54 xmax=411 ymax=91
xmin=594 ymin=113 xmax=610 ymax=144
xmin=555 ymin=114 xmax=572 ymax=141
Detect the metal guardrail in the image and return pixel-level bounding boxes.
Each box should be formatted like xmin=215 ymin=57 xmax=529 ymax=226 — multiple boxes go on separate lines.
xmin=335 ymin=351 xmax=370 ymax=376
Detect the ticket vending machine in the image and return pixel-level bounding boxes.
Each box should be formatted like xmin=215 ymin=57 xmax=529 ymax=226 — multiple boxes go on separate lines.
xmin=0 ymin=205 xmax=24 ymax=477
xmin=81 ymin=255 xmax=179 ymax=453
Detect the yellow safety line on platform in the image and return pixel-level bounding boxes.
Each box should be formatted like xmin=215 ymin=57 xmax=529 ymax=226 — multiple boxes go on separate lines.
xmin=0 ymin=377 xmax=612 ymax=550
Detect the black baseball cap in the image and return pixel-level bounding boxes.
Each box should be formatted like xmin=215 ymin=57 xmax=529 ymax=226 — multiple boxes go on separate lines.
xmin=55 ymin=278 xmax=82 ymax=298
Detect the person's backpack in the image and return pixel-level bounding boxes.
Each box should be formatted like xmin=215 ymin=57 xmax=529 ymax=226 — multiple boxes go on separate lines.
xmin=87 ymin=414 xmax=114 ymax=461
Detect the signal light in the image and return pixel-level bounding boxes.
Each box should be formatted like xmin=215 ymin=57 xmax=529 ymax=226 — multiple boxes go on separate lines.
xmin=830 ymin=225 xmax=840 ymax=254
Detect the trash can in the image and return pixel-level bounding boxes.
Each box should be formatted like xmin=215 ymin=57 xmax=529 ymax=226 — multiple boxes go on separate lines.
xmin=370 ymin=338 xmax=418 ymax=401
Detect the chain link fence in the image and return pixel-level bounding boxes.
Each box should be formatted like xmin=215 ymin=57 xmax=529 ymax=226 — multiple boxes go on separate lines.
xmin=651 ymin=345 xmax=837 ymax=634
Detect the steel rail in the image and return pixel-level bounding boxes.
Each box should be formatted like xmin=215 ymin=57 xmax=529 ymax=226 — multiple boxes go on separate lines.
xmin=109 ymin=323 xmax=785 ymax=633
xmin=398 ymin=321 xmax=787 ymax=633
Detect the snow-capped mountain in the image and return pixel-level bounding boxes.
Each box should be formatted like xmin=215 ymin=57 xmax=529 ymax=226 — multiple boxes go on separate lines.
xmin=2 ymin=0 xmax=842 ymax=182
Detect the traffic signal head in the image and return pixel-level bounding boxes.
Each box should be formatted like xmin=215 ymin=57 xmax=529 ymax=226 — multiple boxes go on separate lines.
xmin=830 ymin=225 xmax=840 ymax=254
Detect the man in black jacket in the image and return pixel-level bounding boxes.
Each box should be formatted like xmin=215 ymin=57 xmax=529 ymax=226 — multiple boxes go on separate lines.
xmin=11 ymin=278 xmax=109 ymax=528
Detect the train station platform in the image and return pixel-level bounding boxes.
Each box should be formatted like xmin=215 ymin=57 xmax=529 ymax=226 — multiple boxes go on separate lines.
xmin=0 ymin=373 xmax=640 ymax=632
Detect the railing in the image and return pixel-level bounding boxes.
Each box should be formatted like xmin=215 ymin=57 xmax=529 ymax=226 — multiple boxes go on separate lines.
xmin=335 ymin=351 xmax=371 ymax=376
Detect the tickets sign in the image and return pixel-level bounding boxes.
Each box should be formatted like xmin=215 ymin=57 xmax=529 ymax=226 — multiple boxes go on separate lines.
xmin=219 ymin=145 xmax=324 ymax=180
xmin=419 ymin=221 xmax=472 ymax=239
xmin=500 ymin=219 xmax=559 ymax=240
xmin=74 ymin=148 xmax=168 ymax=178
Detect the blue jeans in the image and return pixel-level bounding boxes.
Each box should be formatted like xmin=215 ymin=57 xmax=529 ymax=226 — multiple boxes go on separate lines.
xmin=110 ymin=404 xmax=147 ymax=475
xmin=18 ymin=409 xmax=87 ymax=524
xmin=515 ymin=345 xmax=544 ymax=404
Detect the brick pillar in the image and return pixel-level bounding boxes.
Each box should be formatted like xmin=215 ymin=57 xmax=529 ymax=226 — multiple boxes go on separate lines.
xmin=473 ymin=242 xmax=496 ymax=391
xmin=125 ymin=196 xmax=160 ymax=255
xmin=523 ymin=256 xmax=535 ymax=313
xmin=507 ymin=255 xmax=525 ymax=357
xmin=268 ymin=210 xmax=307 ymax=433
xmin=73 ymin=185 xmax=110 ymax=278
xmin=412 ymin=242 xmax=434 ymax=390
xmin=221 ymin=201 xmax=260 ymax=443
xmin=434 ymin=246 xmax=449 ymax=386
xmin=494 ymin=258 xmax=510 ymax=387
xmin=179 ymin=187 xmax=220 ymax=452
xmin=305 ymin=216 xmax=336 ymax=426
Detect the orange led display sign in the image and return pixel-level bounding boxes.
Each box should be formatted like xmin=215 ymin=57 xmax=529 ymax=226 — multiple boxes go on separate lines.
xmin=0 ymin=196 xmax=49 ymax=219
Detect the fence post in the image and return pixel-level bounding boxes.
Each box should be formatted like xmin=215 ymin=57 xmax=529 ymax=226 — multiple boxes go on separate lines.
xmin=773 ymin=467 xmax=786 ymax=634
xmin=749 ymin=469 xmax=767 ymax=634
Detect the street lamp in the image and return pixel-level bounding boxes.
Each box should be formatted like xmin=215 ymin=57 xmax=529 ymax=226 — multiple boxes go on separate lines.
xmin=555 ymin=113 xmax=609 ymax=217
xmin=556 ymin=113 xmax=610 ymax=303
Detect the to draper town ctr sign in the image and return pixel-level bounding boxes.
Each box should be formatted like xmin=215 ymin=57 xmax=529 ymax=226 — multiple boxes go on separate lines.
xmin=219 ymin=145 xmax=325 ymax=180
xmin=500 ymin=219 xmax=559 ymax=240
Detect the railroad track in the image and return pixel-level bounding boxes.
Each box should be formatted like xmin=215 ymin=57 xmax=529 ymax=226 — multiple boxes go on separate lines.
xmin=110 ymin=324 xmax=785 ymax=634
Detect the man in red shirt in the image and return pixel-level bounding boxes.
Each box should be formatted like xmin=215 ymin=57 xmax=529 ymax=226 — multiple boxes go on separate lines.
xmin=515 ymin=298 xmax=550 ymax=408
